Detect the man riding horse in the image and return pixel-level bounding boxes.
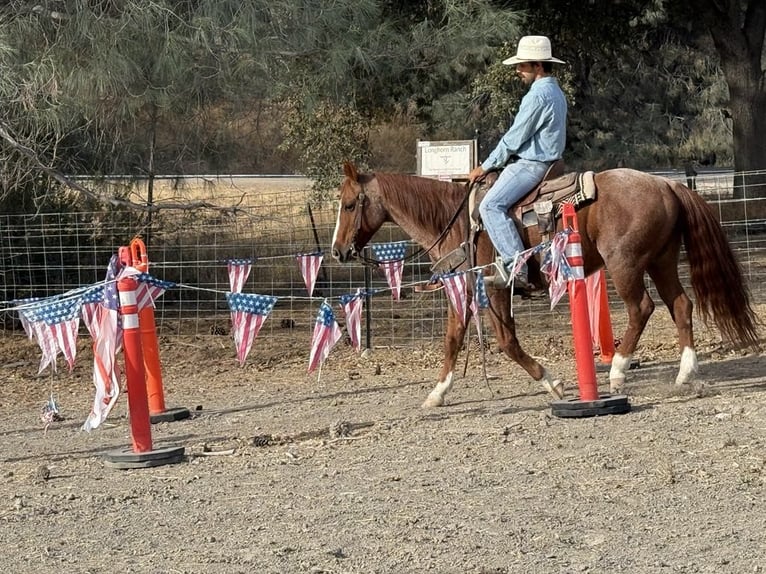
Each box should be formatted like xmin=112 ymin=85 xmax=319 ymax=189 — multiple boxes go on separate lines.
xmin=468 ymin=35 xmax=568 ymax=292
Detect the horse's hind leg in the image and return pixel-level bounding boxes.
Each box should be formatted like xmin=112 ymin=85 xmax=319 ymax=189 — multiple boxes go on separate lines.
xmin=423 ymin=305 xmax=467 ymax=407
xmin=648 ymin=255 xmax=697 ymax=385
xmin=608 ymin=265 xmax=656 ymax=393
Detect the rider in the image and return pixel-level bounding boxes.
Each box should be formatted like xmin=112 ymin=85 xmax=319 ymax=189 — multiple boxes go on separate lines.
xmin=468 ymin=35 xmax=568 ymax=291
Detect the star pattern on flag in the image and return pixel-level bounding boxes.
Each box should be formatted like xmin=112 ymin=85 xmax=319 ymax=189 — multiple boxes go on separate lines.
xmin=80 ymin=285 xmax=105 ymax=339
xmin=26 ymin=295 xmax=83 ymax=372
xmin=371 ymin=241 xmax=408 ymax=262
xmin=226 ymin=292 xmax=278 ymax=365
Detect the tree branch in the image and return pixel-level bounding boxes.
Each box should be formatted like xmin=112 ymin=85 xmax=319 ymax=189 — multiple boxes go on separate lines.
xmin=0 ymin=120 xmax=248 ymax=216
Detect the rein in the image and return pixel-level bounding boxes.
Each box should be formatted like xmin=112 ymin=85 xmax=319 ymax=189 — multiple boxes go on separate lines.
xmin=353 ymin=181 xmax=473 ymax=267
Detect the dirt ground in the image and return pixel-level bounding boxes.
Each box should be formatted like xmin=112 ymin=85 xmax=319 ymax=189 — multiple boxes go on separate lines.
xmin=1 ymin=302 xmax=765 ymax=574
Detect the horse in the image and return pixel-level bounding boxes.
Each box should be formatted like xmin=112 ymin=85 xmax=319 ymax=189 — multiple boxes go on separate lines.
xmin=331 ymin=161 xmax=760 ymax=408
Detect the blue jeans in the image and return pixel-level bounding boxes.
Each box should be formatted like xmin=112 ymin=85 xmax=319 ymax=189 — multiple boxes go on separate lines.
xmin=478 ymin=159 xmax=551 ymax=272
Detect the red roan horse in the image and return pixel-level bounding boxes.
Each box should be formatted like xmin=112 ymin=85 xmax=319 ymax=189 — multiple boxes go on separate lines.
xmin=331 ymin=161 xmax=760 ymax=407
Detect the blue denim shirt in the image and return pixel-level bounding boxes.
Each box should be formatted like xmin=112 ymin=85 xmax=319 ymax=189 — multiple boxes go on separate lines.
xmin=481 ymin=76 xmax=567 ymax=170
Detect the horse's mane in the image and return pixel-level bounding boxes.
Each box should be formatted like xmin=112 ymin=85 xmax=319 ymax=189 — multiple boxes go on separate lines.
xmin=373 ymin=172 xmax=467 ymax=235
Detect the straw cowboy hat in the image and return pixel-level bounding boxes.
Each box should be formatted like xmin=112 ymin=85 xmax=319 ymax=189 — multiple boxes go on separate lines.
xmin=502 ymin=35 xmax=565 ymax=65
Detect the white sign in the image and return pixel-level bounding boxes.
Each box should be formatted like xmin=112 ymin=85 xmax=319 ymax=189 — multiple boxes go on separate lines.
xmin=416 ymin=140 xmax=477 ymax=180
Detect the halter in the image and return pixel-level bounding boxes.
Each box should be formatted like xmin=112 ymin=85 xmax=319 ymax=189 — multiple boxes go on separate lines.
xmin=350 ymin=180 xmax=473 ymax=267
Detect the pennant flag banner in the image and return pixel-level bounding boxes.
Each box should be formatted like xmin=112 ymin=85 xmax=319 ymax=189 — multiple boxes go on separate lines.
xmin=18 ymin=295 xmax=81 ymax=373
xmin=296 ymin=252 xmax=323 ymax=297
xmin=227 ymin=259 xmax=252 ymax=293
xmin=227 ymin=259 xmax=253 ymax=334
xmin=135 ymin=273 xmax=176 ymax=310
xmin=339 ymin=289 xmax=364 ymax=351
xmin=371 ymin=241 xmax=408 ymax=300
xmin=35 ymin=295 xmax=83 ymax=372
xmin=308 ymin=300 xmax=342 ymax=373
xmin=474 ymin=271 xmax=489 ymax=309
xmin=83 ymin=254 xmax=123 ymax=432
xmin=226 ymin=292 xmax=278 ymax=366
xmin=540 ymin=231 xmax=572 ymax=309
xmin=14 ymin=296 xmax=46 ymax=341
xmin=80 ymin=286 xmax=105 ymax=339
xmin=442 ymin=272 xmax=470 ymax=327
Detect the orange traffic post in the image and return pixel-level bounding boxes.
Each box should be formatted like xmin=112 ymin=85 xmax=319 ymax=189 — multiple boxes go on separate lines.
xmin=550 ymin=205 xmax=630 ymax=418
xmin=102 ymin=246 xmax=186 ymax=469
xmin=130 ymin=238 xmax=190 ymax=424
xmin=562 ymin=204 xmax=599 ymax=402
xmin=116 ymin=251 xmax=153 ymax=453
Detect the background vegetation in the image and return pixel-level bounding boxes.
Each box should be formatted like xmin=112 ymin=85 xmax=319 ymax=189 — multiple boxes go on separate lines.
xmin=0 ymin=0 xmax=763 ymax=207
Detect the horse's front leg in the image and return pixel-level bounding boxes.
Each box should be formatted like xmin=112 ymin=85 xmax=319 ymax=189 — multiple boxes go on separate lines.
xmin=422 ymin=305 xmax=466 ymax=408
xmin=487 ymin=290 xmax=565 ymax=399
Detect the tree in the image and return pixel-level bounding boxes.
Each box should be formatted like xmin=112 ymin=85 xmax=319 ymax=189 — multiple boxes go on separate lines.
xmin=677 ymin=0 xmax=766 ymax=197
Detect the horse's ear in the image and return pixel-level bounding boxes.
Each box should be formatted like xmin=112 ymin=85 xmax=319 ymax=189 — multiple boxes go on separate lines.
xmin=343 ymin=161 xmax=358 ymax=182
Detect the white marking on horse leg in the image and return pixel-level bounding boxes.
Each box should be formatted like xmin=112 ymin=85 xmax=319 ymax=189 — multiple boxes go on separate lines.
xmin=609 ymin=352 xmax=632 ymax=393
xmin=422 ymin=371 xmax=454 ymax=408
xmin=675 ymin=346 xmax=698 ymax=385
xmin=540 ymin=368 xmax=565 ymax=399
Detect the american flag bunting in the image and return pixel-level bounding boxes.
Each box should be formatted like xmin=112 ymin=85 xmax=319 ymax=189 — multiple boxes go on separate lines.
xmin=135 ymin=273 xmax=175 ymax=310
xmin=371 ymin=241 xmax=408 ymax=300
xmin=225 ymin=292 xmax=278 ymax=366
xmin=308 ymin=300 xmax=342 ymax=373
xmin=339 ymin=289 xmax=364 ymax=351
xmin=227 ymin=259 xmax=252 ymax=293
xmin=296 ymin=252 xmax=323 ymax=297
xmin=83 ymin=255 xmax=123 ymax=432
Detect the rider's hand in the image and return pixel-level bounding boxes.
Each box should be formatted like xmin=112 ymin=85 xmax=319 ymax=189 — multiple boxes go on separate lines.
xmin=468 ymin=165 xmax=485 ymax=184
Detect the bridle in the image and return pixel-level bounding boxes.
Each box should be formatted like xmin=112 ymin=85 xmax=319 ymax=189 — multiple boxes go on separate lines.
xmin=347 ymin=179 xmax=473 ymax=267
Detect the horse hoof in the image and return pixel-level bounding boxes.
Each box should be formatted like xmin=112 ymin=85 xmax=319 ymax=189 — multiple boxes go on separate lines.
xmin=543 ymin=379 xmax=565 ymax=400
xmin=422 ymin=395 xmax=444 ymax=408
xmin=609 ymin=379 xmax=624 ymax=394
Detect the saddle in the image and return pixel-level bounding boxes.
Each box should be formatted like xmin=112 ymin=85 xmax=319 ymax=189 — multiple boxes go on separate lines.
xmin=470 ymin=160 xmax=597 ymax=238
xmin=429 ymin=160 xmax=597 ymax=276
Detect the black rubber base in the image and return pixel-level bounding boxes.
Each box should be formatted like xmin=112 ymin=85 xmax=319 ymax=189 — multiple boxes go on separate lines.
xmin=550 ymin=394 xmax=631 ymax=418
xmin=150 ymin=406 xmax=191 ymax=424
xmin=103 ymin=445 xmax=186 ymax=469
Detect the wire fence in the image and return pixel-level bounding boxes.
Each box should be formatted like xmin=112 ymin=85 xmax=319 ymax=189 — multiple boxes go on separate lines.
xmin=1 ymin=169 xmax=765 ymax=351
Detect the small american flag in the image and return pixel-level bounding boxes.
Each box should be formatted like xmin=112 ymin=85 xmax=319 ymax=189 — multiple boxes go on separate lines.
xmin=339 ymin=289 xmax=364 ymax=351
xmin=540 ymin=231 xmax=572 ymax=309
xmin=308 ymin=300 xmax=342 ymax=374
xmin=442 ymin=272 xmax=469 ymax=326
xmin=227 ymin=259 xmax=252 ymax=293
xmin=296 ymin=252 xmax=323 ymax=297
xmin=80 ymin=286 xmax=105 ymax=339
xmin=135 ymin=273 xmax=176 ymax=310
xmin=15 ymin=296 xmax=45 ymax=340
xmin=474 ymin=271 xmax=489 ymax=309
xmin=226 ymin=292 xmax=278 ymax=366
xmin=371 ymin=241 xmax=408 ymax=300
xmin=82 ymin=254 xmax=122 ymax=432
xmin=22 ymin=295 xmax=82 ymax=373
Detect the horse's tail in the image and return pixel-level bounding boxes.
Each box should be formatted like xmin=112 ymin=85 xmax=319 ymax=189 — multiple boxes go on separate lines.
xmin=669 ymin=180 xmax=761 ymax=349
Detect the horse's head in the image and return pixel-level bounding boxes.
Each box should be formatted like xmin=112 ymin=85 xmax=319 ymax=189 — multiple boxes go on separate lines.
xmin=331 ymin=161 xmax=387 ymax=262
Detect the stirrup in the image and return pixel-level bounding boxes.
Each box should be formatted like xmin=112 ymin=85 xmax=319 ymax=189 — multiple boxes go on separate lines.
xmin=431 ymin=245 xmax=467 ymax=273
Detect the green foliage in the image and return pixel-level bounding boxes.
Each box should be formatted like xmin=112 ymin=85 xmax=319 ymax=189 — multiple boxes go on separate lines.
xmin=279 ymin=98 xmax=371 ymax=203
